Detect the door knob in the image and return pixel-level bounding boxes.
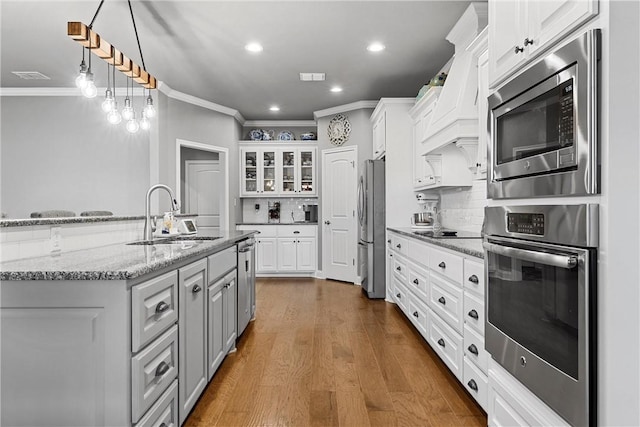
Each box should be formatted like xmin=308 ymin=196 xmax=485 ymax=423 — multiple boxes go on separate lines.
xmin=324 ymin=220 xmax=331 ymax=225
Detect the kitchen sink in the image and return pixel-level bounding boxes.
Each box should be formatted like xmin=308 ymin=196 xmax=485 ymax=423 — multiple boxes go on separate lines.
xmin=127 ymin=236 xmax=221 ymax=245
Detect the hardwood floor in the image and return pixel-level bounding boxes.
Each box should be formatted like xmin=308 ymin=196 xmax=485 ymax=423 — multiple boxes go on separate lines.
xmin=185 ymin=278 xmax=487 ymax=427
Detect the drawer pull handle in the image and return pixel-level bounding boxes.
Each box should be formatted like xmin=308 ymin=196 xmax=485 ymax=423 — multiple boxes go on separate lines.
xmin=160 ymin=424 xmax=167 ymax=427
xmin=396 ymin=293 xmax=401 ymax=298
xmin=413 ymin=278 xmax=419 ymax=285
xmin=155 ymin=361 xmax=170 ymax=378
xmin=437 ymin=338 xmax=445 ymax=348
xmin=387 ymin=239 xmax=391 ymax=244
xmin=438 ymin=296 xmax=446 ymax=305
xmin=468 ymin=309 xmax=479 ymax=320
xmin=413 ymin=311 xmax=419 ymax=318
xmin=438 ymin=261 xmax=446 ymax=269
xmin=468 ymin=344 xmax=479 ymax=355
xmin=467 ymin=379 xmax=478 ymax=392
xmin=396 ymin=244 xmax=402 ymax=249
xmin=514 ymin=45 xmax=524 ymax=54
xmin=396 ymin=266 xmax=401 ymax=272
xmin=293 ymin=231 xmax=300 ymax=234
xmin=468 ymin=274 xmax=479 ymax=284
xmin=192 ymin=284 xmax=202 ymax=294
xmin=155 ymin=301 xmax=170 ymax=314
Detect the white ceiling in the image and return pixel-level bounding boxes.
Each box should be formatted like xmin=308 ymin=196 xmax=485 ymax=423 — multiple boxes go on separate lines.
xmin=0 ymin=1 xmax=476 ymax=120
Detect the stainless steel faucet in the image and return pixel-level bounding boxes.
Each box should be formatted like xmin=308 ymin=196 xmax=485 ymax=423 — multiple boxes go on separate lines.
xmin=143 ymin=184 xmax=180 ymax=241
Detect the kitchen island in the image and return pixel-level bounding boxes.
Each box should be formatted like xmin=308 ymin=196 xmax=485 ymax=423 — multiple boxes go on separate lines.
xmin=0 ymin=230 xmax=255 ymax=427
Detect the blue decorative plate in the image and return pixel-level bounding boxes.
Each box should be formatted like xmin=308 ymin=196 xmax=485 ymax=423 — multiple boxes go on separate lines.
xmin=277 ymin=130 xmax=295 ymax=141
xmin=249 ymin=129 xmax=263 ymax=140
xmin=300 ymin=132 xmax=316 ymax=140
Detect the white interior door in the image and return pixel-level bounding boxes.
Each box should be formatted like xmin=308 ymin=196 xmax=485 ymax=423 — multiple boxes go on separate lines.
xmin=185 ymin=160 xmax=221 ymax=237
xmin=322 ymin=146 xmax=357 ymax=283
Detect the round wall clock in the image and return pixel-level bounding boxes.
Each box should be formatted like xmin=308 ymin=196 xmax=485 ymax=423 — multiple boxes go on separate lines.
xmin=327 ymin=114 xmax=351 ymax=146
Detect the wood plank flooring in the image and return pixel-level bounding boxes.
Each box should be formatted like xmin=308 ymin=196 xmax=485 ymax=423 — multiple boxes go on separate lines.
xmin=185 ymin=278 xmax=487 ymax=427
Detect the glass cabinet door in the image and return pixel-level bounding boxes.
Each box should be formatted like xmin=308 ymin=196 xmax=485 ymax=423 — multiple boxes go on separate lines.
xmin=243 ymin=150 xmax=258 ymax=195
xmin=262 ymin=151 xmax=277 ymax=194
xmin=299 ymin=149 xmax=315 ymax=194
xmin=281 ymin=150 xmax=297 ymax=194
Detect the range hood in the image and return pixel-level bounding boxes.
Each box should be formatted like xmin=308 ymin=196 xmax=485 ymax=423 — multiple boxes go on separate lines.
xmin=422 ymin=3 xmax=488 ymax=164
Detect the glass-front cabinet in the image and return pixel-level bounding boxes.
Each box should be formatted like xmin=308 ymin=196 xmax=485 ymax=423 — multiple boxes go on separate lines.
xmin=241 ymin=145 xmax=316 ymax=197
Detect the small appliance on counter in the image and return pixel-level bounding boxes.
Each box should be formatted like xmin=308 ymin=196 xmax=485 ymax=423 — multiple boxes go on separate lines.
xmin=268 ymin=202 xmax=280 ymax=223
xmin=303 ymin=204 xmax=318 ymax=222
xmin=412 ymin=192 xmax=439 ymax=230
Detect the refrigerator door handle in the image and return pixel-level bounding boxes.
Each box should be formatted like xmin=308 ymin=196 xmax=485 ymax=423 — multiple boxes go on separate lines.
xmin=357 ymin=176 xmax=365 ymax=227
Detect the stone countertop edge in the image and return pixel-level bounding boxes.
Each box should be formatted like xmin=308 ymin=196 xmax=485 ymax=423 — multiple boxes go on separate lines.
xmin=238 ymin=222 xmax=319 ymax=225
xmin=0 ymin=213 xmax=198 ymax=228
xmin=387 ymin=227 xmax=484 ymax=259
xmin=0 ymin=231 xmax=256 ymax=281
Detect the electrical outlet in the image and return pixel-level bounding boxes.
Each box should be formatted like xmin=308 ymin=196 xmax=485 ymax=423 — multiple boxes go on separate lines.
xmin=50 ymin=226 xmax=61 ymax=253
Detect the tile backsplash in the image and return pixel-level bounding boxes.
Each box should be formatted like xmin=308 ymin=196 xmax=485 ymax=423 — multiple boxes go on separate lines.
xmin=439 ymin=179 xmax=487 ymax=233
xmin=241 ymin=198 xmax=318 ymax=223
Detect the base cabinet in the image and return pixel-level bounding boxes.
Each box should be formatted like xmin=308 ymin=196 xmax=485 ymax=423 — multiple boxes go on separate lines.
xmin=207 ymin=283 xmax=225 ymax=381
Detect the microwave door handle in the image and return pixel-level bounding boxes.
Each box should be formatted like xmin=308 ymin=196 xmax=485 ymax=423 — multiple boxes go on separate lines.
xmin=483 ymin=242 xmax=578 ymax=269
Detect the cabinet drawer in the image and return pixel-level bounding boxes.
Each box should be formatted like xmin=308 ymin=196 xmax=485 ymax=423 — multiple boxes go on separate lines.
xmin=463 ymin=357 xmax=488 ymax=412
xmin=390 ymin=233 xmax=408 ymax=256
xmin=429 ymin=247 xmax=463 ymax=284
xmin=132 ymin=325 xmax=178 ymax=423
xmin=208 ymin=246 xmax=237 ymax=284
xmin=464 ymin=325 xmax=488 ymax=374
xmin=132 ymin=271 xmax=178 ymax=352
xmin=393 ymin=276 xmax=410 ymax=315
xmin=134 ymin=379 xmax=178 ymax=427
xmin=429 ymin=274 xmax=463 ymax=334
xmin=408 ymin=293 xmax=429 ymax=338
xmin=464 ymin=291 xmax=484 ymax=335
xmin=407 ymin=238 xmax=429 ymax=267
xmin=427 ymin=309 xmax=463 ymax=381
xmin=392 ymin=254 xmax=408 ymax=282
xmin=278 ymin=225 xmax=317 ymax=237
xmin=463 ymin=258 xmax=485 ymax=297
xmin=237 ymin=225 xmax=277 ymax=237
xmin=407 ymin=260 xmax=429 ymax=301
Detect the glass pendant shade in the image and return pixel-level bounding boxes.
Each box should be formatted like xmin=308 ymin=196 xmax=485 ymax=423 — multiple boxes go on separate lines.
xmin=126 ymin=113 xmax=140 ymax=133
xmin=106 ymin=102 xmax=122 ymax=124
xmin=139 ymin=112 xmax=151 ymax=130
xmin=143 ymin=95 xmax=156 ymax=118
xmin=122 ymin=97 xmax=134 ymax=121
xmin=81 ymin=71 xmax=97 ymax=98
xmin=75 ymin=60 xmax=88 ymax=89
xmin=101 ymin=89 xmax=115 ymax=113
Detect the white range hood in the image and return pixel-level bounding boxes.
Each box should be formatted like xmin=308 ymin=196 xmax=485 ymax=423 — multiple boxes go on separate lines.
xmin=422 ymin=2 xmax=488 ymax=161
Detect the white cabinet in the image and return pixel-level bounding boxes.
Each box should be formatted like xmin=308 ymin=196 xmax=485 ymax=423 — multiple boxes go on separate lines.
xmin=277 ymin=237 xmax=317 ymax=271
xmin=372 ymin=109 xmax=386 ymax=159
xmin=178 ymin=259 xmax=208 ymax=424
xmin=223 ymin=272 xmax=237 ymax=352
xmin=257 ymin=237 xmax=278 ymax=272
xmin=410 ymin=87 xmax=442 ymax=189
xmin=207 ymin=281 xmax=224 ymax=381
xmin=488 ymin=0 xmax=598 ymax=88
xmin=240 ymin=145 xmax=317 ymax=197
xmin=467 ymin=27 xmax=489 ymax=177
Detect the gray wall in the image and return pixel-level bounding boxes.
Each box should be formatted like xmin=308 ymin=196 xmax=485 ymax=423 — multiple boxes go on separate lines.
xmin=179 ymin=146 xmax=219 ymax=207
xmin=0 ymin=95 xmax=150 ymax=218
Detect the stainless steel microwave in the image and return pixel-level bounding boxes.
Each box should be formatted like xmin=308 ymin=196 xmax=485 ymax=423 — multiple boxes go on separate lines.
xmin=488 ymin=29 xmax=601 ymax=199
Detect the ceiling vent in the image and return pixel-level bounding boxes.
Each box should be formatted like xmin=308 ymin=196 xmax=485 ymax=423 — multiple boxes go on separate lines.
xmin=299 ymin=73 xmax=325 ymax=82
xmin=12 ymin=71 xmax=51 ymax=80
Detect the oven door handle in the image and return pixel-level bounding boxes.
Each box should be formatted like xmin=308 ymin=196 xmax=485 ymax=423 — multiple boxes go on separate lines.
xmin=483 ymin=242 xmax=578 ymax=269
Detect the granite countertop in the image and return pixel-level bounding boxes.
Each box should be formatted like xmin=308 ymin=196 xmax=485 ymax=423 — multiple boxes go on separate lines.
xmin=238 ymin=222 xmax=318 ymax=226
xmin=388 ymin=227 xmax=484 ymax=259
xmin=0 ymin=213 xmax=197 ymax=228
xmin=0 ymin=230 xmax=255 ymax=281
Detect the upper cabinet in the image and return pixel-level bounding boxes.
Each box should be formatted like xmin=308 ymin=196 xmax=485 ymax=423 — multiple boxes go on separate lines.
xmin=240 ymin=144 xmax=316 ymax=197
xmin=488 ymin=0 xmax=598 ymax=88
xmin=370 ymin=98 xmax=414 ymax=161
xmin=410 ymin=88 xmax=442 ymax=189
xmin=467 ymin=27 xmax=489 ymax=178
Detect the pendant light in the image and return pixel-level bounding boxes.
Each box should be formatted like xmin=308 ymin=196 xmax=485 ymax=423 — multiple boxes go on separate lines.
xmin=106 ymin=64 xmax=122 ymax=124
xmin=139 ymin=88 xmax=151 ymax=130
xmin=75 ymin=48 xmax=88 ymax=89
xmin=143 ymin=89 xmax=156 ymax=118
xmin=101 ymin=62 xmax=115 ymax=113
xmin=81 ymin=34 xmax=97 ymax=98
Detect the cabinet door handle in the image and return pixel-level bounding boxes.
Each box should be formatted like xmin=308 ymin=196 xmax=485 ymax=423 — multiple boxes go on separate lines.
xmin=514 ymin=45 xmax=524 ymax=54
xmin=468 ymin=274 xmax=479 ymax=284
xmin=437 ymin=338 xmax=445 ymax=348
xmin=396 ymin=293 xmax=401 ymax=298
xmin=387 ymin=239 xmax=391 ymax=244
xmin=192 ymin=284 xmax=202 ymax=294
xmin=524 ymin=37 xmax=534 ymax=46
xmin=160 ymin=424 xmax=167 ymax=427
xmin=324 ymin=220 xmax=331 ymax=225
xmin=438 ymin=261 xmax=446 ymax=269
xmin=467 ymin=379 xmax=478 ymax=392
xmin=438 ymin=296 xmax=446 ymax=305
xmin=396 ymin=243 xmax=401 ymax=249
xmin=155 ymin=301 xmax=170 ymax=314
xmin=468 ymin=309 xmax=479 ymax=320
xmin=412 ymin=311 xmax=419 ymax=318
xmin=155 ymin=361 xmax=170 ymax=377
xmin=293 ymin=231 xmax=300 ymax=234
xmin=413 ymin=278 xmax=419 ymax=285
xmin=396 ymin=266 xmax=401 ymax=272
xmin=468 ymin=344 xmax=479 ymax=355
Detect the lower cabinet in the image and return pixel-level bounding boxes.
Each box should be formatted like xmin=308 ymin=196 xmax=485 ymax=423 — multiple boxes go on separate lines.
xmin=178 ymin=259 xmax=208 ymax=425
xmin=257 ymin=237 xmax=278 ymax=272
xmin=277 ymin=237 xmax=317 ymax=271
xmin=223 ymin=272 xmax=237 ymax=352
xmin=135 ymin=379 xmax=179 ymax=427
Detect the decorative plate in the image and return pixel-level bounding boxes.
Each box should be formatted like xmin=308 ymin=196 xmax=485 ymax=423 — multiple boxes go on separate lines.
xmin=327 ymin=114 xmax=351 ymax=146
xmin=249 ymin=129 xmax=263 ymax=141
xmin=261 ymin=130 xmax=275 ymax=141
xmin=277 ymin=130 xmax=295 ymax=141
xmin=300 ymin=132 xmax=316 ymax=141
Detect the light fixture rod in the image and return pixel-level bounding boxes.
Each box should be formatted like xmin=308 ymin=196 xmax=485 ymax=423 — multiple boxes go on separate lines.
xmin=88 ymin=0 xmax=105 ymax=29
xmin=127 ymin=0 xmax=146 ymax=71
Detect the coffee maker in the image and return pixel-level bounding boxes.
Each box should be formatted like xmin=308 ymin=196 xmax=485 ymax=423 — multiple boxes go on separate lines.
xmin=268 ymin=202 xmax=280 ymax=223
xmin=303 ymin=204 xmax=318 ymax=222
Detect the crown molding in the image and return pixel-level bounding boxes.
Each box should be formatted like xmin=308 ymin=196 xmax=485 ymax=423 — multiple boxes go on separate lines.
xmin=157 ymin=81 xmax=245 ymax=124
xmin=313 ymin=100 xmax=378 ymax=120
xmin=243 ymin=120 xmax=317 ymax=127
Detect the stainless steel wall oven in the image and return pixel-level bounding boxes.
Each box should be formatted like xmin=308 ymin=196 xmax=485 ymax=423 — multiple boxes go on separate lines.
xmin=488 ymin=29 xmax=600 ymax=199
xmin=484 ymin=205 xmax=597 ymax=426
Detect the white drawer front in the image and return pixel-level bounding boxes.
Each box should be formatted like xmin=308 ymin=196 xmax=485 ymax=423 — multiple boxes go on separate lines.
xmin=132 ymin=271 xmax=178 ymax=352
xmin=464 ymin=325 xmax=488 ymax=374
xmin=407 ymin=260 xmax=429 ymax=301
xmin=134 ymin=379 xmax=178 ymax=427
xmin=393 ymin=276 xmax=410 ymax=315
xmin=237 ymin=225 xmax=277 ymax=237
xmin=392 ymin=254 xmax=408 ymax=282
xmin=463 ymin=258 xmax=485 ymax=297
xmin=132 ymin=325 xmax=179 ymax=423
xmin=407 ymin=238 xmax=429 ymax=267
xmin=408 ymin=293 xmax=429 ymax=338
xmin=427 ymin=309 xmax=463 ymax=381
xmin=463 ymin=357 xmax=488 ymax=412
xmin=390 ymin=233 xmax=408 ymax=256
xmin=463 ymin=291 xmax=484 ymax=335
xmin=429 ymin=274 xmax=463 ymax=334
xmin=429 ymin=247 xmax=463 ymax=284
xmin=208 ymin=246 xmax=237 ymax=284
xmin=278 ymin=225 xmax=317 ymax=237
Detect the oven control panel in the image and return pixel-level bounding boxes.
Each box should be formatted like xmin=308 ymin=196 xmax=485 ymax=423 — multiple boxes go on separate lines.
xmin=507 ymin=213 xmax=545 ymax=235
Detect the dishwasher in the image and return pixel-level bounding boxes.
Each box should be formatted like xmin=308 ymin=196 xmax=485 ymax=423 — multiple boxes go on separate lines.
xmin=237 ymin=237 xmax=255 ymax=336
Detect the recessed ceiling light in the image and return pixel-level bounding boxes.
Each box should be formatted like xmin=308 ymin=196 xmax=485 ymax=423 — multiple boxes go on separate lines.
xmin=330 ymin=86 xmax=343 ymax=93
xmin=367 ymin=42 xmax=386 ymax=53
xmin=245 ymin=42 xmax=263 ymax=53
xmin=269 ymin=106 xmax=280 ymax=112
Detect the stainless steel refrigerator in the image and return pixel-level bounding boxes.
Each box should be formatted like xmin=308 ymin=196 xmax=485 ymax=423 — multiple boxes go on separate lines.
xmin=357 ymin=159 xmax=386 ymax=299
